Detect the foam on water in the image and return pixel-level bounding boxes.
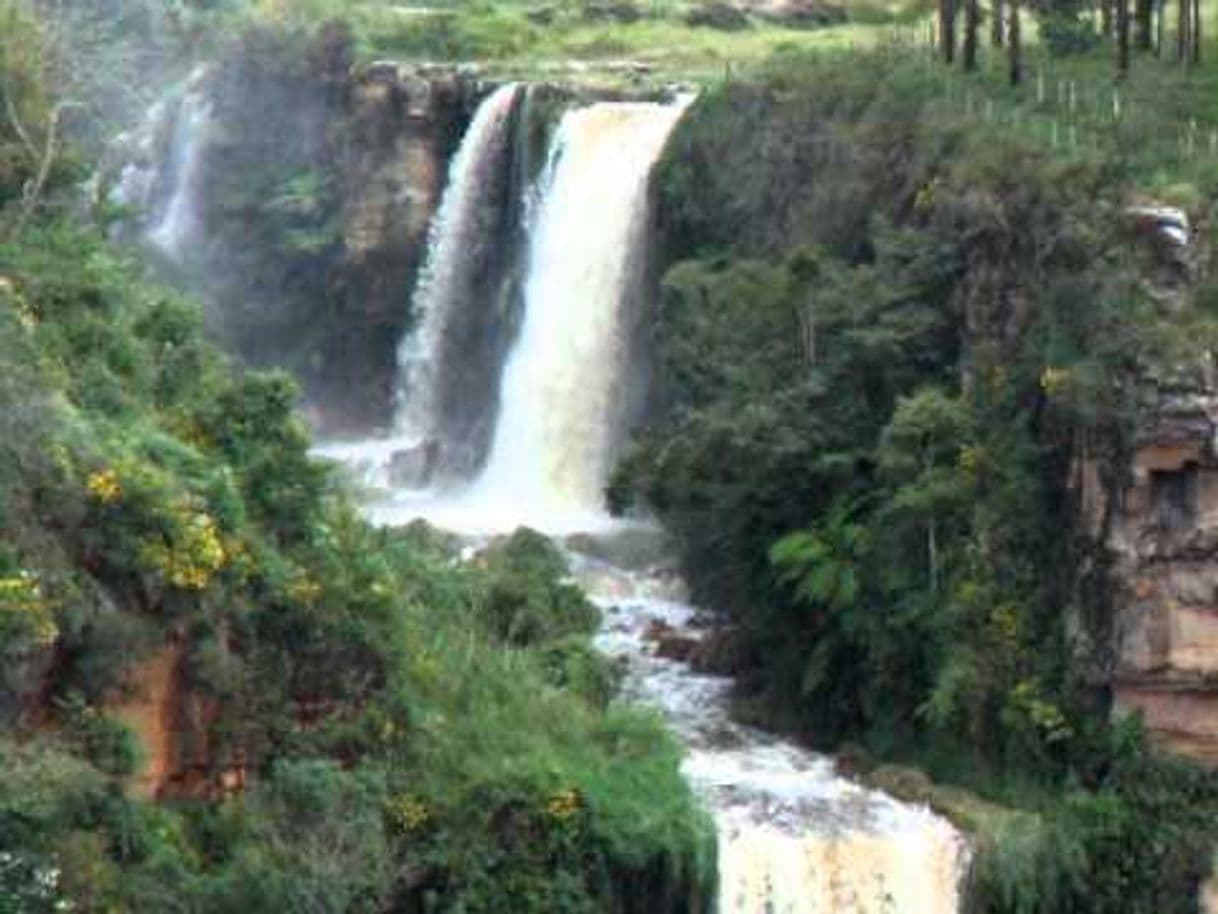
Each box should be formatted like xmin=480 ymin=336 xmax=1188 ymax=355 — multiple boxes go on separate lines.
xmin=583 ymin=557 xmax=968 ymax=914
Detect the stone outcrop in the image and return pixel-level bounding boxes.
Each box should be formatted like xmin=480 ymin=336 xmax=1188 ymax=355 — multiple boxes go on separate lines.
xmin=1088 ymin=388 xmax=1218 ymax=764
xmin=316 ymin=66 xmax=482 ymax=433
xmin=124 ymin=45 xmax=487 ymax=435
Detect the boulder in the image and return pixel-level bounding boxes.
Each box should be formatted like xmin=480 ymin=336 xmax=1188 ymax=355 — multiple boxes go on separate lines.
xmin=754 ymin=0 xmax=847 ymax=27
xmin=583 ymin=0 xmax=643 ymax=23
xmin=643 ymin=618 xmax=699 ymax=662
xmin=1127 ymin=203 xmax=1190 ymax=249
xmin=388 ymin=441 xmax=439 ymax=488
xmin=684 ymin=1 xmax=751 ymax=30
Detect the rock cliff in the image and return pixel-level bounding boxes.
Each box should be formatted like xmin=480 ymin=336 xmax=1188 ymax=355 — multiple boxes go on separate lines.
xmin=1103 ymin=387 xmax=1218 ymax=764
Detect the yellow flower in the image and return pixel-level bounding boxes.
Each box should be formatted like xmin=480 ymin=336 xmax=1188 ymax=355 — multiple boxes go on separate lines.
xmin=142 ymin=507 xmax=227 ymax=591
xmin=288 ymin=576 xmax=322 ymax=604
xmin=990 ymin=603 xmax=1020 ymax=645
xmin=1039 ymin=366 xmax=1071 ymax=397
xmin=544 ymin=788 xmax=581 ymax=822
xmin=86 ymin=469 xmax=123 ymax=504
xmin=0 ymin=572 xmax=57 ymax=646
xmin=389 ymin=795 xmax=430 ymax=833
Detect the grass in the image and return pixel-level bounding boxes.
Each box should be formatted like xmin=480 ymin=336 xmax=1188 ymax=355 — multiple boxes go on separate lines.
xmin=246 ymin=0 xmax=925 ymax=87
xmin=260 ymin=0 xmax=1218 ymax=183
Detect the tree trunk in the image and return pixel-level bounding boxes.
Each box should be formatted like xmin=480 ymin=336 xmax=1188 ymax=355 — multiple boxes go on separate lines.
xmin=964 ymin=0 xmax=980 ymax=69
xmin=1190 ymin=0 xmax=1201 ymax=63
xmin=1 ymin=103 xmax=68 ymax=243
xmin=1117 ymin=0 xmax=1131 ymax=75
xmin=992 ymin=0 xmax=1005 ymax=45
xmin=1156 ymin=0 xmax=1165 ymax=55
xmin=941 ymin=0 xmax=958 ymax=63
xmin=1009 ymin=0 xmax=1022 ymax=84
xmin=1101 ymin=0 xmax=1113 ymax=36
xmin=1178 ymin=0 xmax=1190 ymax=61
xmin=1135 ymin=0 xmax=1153 ymax=47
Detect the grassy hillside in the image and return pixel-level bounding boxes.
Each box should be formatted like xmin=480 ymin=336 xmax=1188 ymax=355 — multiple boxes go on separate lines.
xmin=0 ymin=7 xmax=714 ymax=908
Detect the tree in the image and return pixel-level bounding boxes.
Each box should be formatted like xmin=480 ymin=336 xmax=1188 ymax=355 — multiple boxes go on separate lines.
xmin=941 ymin=0 xmax=958 ymax=63
xmin=877 ymin=388 xmax=974 ymax=597
xmin=1189 ymin=0 xmax=1200 ymax=64
xmin=0 ymin=0 xmax=55 ymax=237
xmin=992 ymin=0 xmax=1005 ymax=45
xmin=964 ymin=0 xmax=981 ymax=70
xmin=1176 ymin=0 xmax=1190 ymax=61
xmin=1135 ymin=0 xmax=1153 ymax=48
xmin=1009 ymin=0 xmax=1023 ymax=84
xmin=1117 ymin=0 xmax=1131 ymax=77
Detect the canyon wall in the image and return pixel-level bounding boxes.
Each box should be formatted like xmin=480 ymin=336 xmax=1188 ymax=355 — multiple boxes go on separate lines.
xmin=1103 ymin=388 xmax=1218 ymax=765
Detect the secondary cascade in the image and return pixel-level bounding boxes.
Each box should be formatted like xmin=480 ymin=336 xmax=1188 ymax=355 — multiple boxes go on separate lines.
xmin=394 ymin=83 xmax=522 ymax=473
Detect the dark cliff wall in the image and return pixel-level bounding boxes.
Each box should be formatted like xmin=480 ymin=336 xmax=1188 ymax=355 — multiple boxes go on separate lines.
xmin=168 ymin=27 xmax=484 ymax=434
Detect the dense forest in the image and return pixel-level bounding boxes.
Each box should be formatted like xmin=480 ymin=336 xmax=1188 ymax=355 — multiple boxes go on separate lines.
xmin=3 ymin=0 xmax=1218 ymax=911
xmin=612 ymin=45 xmax=1218 ymax=909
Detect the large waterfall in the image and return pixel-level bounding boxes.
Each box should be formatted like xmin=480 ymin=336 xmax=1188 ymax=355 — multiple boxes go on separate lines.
xmin=316 ymin=86 xmax=969 ymax=912
xmin=470 ymin=100 xmax=688 ymax=524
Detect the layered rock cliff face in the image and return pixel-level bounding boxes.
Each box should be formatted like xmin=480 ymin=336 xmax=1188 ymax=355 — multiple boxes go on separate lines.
xmin=316 ymin=65 xmax=481 ymax=433
xmin=1102 ymin=388 xmax=1218 ymax=765
xmin=1065 ymin=207 xmax=1218 ymax=767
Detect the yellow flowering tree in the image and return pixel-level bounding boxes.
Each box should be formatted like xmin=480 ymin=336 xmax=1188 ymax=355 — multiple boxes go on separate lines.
xmin=0 ymin=571 xmax=57 ymax=649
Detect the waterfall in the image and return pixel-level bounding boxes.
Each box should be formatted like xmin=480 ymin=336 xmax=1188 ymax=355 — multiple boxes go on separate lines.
xmin=471 ymin=99 xmax=688 ymax=522
xmin=395 ymin=83 xmax=522 ymax=472
xmin=146 ymin=69 xmax=213 ymax=260
xmin=582 ymin=557 xmax=968 ymax=914
xmin=320 ymin=85 xmax=970 ymax=913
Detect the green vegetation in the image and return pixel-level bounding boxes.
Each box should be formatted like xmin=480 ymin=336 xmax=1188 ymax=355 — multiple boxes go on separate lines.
xmin=0 ymin=221 xmax=714 ymax=910
xmin=7 ymin=0 xmax=1218 ymax=909
xmin=611 ymin=45 xmax=1218 ymax=911
xmin=186 ymin=0 xmax=916 ymax=86
xmin=0 ymin=13 xmax=713 ymax=911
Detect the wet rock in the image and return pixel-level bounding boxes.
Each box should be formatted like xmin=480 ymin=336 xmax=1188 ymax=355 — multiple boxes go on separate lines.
xmin=753 ymin=0 xmax=847 ymax=27
xmin=362 ymin=60 xmax=401 ymax=83
xmin=689 ymin=627 xmax=744 ymax=676
xmin=564 ymin=525 xmax=675 ymax=570
xmin=684 ymin=1 xmax=751 ymax=30
xmin=527 ymin=5 xmax=557 ymax=24
xmin=865 ymin=764 xmax=934 ymax=805
xmin=387 ymin=441 xmax=439 ymax=488
xmin=1127 ymin=203 xmax=1190 ymax=249
xmin=643 ymin=617 xmax=692 ymax=652
xmin=582 ymin=0 xmax=643 ymax=23
xmin=832 ymin=742 xmax=877 ymax=780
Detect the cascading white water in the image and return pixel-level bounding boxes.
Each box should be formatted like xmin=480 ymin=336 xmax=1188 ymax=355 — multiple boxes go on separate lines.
xmin=395 ymin=83 xmax=520 ymax=447
xmin=320 ymin=86 xmax=970 ymax=912
xmin=470 ymin=99 xmax=689 ymax=524
xmin=147 ymin=70 xmax=213 ymax=260
xmin=580 ymin=554 xmax=968 ymax=914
